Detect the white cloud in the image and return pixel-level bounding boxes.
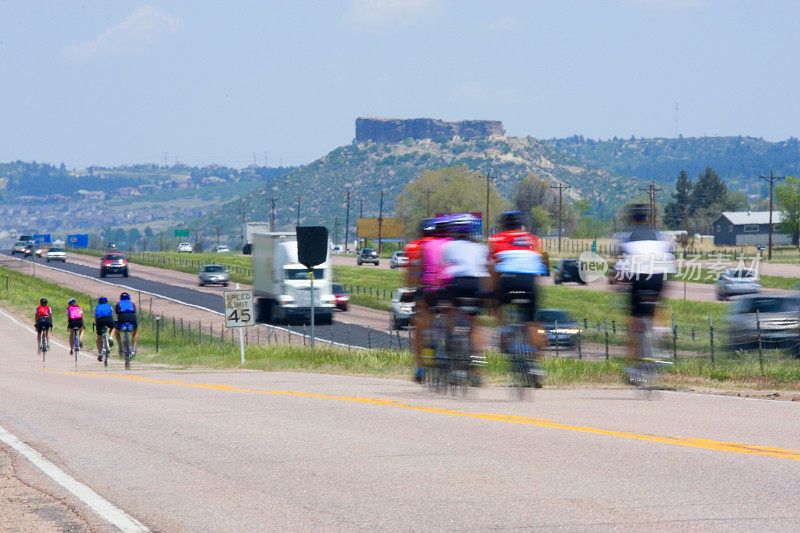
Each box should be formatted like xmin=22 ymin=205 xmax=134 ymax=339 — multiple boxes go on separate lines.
xmin=451 ymin=81 xmax=527 ymax=104
xmin=62 ymin=5 xmax=182 ymax=61
xmin=343 ymin=0 xmax=446 ymax=31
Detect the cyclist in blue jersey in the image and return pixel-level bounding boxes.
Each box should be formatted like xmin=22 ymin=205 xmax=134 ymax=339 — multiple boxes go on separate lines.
xmin=114 ymin=292 xmax=139 ymax=356
xmin=94 ymin=296 xmax=115 ymax=362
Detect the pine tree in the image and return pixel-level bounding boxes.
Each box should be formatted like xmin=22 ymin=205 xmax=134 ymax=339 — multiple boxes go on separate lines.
xmin=663 ymin=170 xmax=692 ymax=229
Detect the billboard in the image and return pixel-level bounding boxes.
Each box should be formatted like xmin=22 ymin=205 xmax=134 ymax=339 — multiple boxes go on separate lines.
xmin=356 ymin=218 xmax=405 ymax=239
xmin=32 ymin=234 xmax=51 ymax=244
xmin=67 ymin=234 xmax=89 ymax=248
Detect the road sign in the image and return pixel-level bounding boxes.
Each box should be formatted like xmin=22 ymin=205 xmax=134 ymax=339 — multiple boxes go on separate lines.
xmin=67 ymin=234 xmax=89 ymax=248
xmin=592 ymin=240 xmax=597 ymax=253
xmin=174 ymin=229 xmax=190 ymax=238
xmin=224 ymin=290 xmax=254 ymax=328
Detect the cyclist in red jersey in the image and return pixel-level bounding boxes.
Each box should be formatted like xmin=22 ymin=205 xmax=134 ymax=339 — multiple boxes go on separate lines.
xmin=34 ymin=298 xmax=53 ymax=350
xmin=406 ymin=219 xmax=435 ymax=382
xmin=488 ymin=211 xmax=549 ymax=350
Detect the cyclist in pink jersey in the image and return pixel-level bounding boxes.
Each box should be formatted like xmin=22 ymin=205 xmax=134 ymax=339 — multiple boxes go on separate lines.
xmin=66 ymin=298 xmax=85 ymax=352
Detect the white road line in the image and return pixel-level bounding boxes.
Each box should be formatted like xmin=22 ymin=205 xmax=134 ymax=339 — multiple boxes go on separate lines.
xmin=3 ymin=254 xmax=365 ymax=350
xmin=0 ymin=424 xmax=149 ymax=532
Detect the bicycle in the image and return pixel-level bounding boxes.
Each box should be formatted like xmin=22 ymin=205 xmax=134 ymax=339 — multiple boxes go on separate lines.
xmin=38 ymin=329 xmax=49 ymax=362
xmin=499 ymin=291 xmax=545 ymax=399
xmin=70 ymin=326 xmax=80 ymax=363
xmin=95 ymin=322 xmax=111 ymax=367
xmin=624 ymin=291 xmax=673 ymax=396
xmin=119 ymin=323 xmax=134 ymax=370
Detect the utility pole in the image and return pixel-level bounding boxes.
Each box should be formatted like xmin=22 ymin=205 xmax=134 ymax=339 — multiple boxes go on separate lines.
xmin=215 ymin=226 xmax=220 ymax=248
xmin=551 ymin=183 xmax=569 ymax=253
xmin=344 ymin=191 xmax=351 ymax=252
xmin=359 ymin=198 xmax=363 ymax=220
xmin=641 ymin=180 xmax=662 ymax=228
xmin=760 ymin=172 xmax=786 ymax=260
xmin=159 ymin=231 xmax=163 ymax=252
xmin=484 ymin=173 xmax=495 ymax=239
xmin=333 ymin=216 xmax=339 ymax=248
xmin=270 ymin=197 xmax=276 ymax=232
xmin=377 ymin=191 xmax=384 ymax=254
xmin=241 ymin=198 xmax=246 ymax=248
xmin=295 ymin=196 xmax=301 ymax=228
xmin=420 ymin=187 xmax=435 ymax=218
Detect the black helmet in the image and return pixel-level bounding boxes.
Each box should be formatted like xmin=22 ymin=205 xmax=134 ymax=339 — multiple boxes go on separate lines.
xmin=418 ymin=218 xmax=435 ymax=236
xmin=499 ymin=211 xmax=526 ymax=231
xmin=628 ymin=203 xmax=650 ymax=224
xmin=40 ymin=298 xmax=47 ymax=305
xmin=68 ymin=298 xmax=76 ymax=305
xmin=120 ymin=292 xmax=130 ymax=300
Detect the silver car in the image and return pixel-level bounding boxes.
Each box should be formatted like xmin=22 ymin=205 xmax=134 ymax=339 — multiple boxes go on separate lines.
xmin=390 ymin=287 xmax=416 ymax=329
xmin=716 ymin=267 xmax=761 ymax=300
xmin=198 ymin=264 xmax=230 ymax=286
xmin=727 ymin=294 xmax=800 ymax=354
xmin=11 ymin=241 xmax=27 ymax=255
xmin=390 ymin=251 xmax=409 ymax=269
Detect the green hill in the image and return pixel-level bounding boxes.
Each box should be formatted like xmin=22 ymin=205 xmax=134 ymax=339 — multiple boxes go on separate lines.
xmin=197 ymin=136 xmax=641 ymax=239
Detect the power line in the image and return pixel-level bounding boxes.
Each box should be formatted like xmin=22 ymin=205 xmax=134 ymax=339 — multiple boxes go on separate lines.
xmin=550 ymin=183 xmax=569 ymax=253
xmin=760 ymin=172 xmax=786 ymax=260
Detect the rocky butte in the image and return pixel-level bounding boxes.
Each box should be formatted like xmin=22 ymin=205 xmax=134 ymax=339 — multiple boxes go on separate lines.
xmin=355 ymin=117 xmax=505 ymax=143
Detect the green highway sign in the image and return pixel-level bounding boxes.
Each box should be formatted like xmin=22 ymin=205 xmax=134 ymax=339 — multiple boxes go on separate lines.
xmin=174 ymin=229 xmax=190 ymax=238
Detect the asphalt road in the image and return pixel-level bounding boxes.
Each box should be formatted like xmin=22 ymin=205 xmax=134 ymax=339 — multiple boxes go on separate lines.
xmin=3 ymin=252 xmax=408 ymax=351
xmin=1 ymin=310 xmax=798 ymax=530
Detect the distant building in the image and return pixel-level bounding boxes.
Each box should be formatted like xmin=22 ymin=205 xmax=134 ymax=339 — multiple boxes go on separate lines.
xmin=712 ymin=211 xmax=793 ymax=246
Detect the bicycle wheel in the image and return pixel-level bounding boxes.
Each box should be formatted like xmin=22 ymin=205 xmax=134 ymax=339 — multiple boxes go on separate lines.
xmin=123 ymin=332 xmax=131 ymax=370
xmin=102 ymin=335 xmax=109 ymax=367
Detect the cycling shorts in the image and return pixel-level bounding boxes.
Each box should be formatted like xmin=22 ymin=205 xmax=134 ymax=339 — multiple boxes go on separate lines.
xmin=447 ymin=276 xmax=483 ymax=306
xmin=496 ymin=273 xmax=538 ymax=322
xmin=423 ymin=288 xmax=447 ymax=308
xmin=95 ymin=316 xmax=115 ymax=335
xmin=116 ymin=319 xmax=138 ymax=330
xmin=68 ymin=318 xmax=84 ymax=330
xmin=116 ymin=312 xmax=137 ymax=330
xmin=630 ymin=274 xmax=665 ymax=318
xmin=35 ymin=317 xmax=52 ymax=332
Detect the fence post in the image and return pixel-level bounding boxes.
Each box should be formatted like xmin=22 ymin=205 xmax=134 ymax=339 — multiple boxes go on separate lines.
xmin=611 ymin=320 xmax=616 ymax=334
xmin=709 ymin=314 xmax=715 ymax=365
xmin=155 ymin=316 xmax=160 ymax=352
xmin=756 ymin=309 xmax=764 ymax=374
xmin=303 ymin=324 xmax=307 ymax=346
xmin=583 ymin=318 xmax=587 ymax=331
xmin=672 ymin=313 xmax=677 ymax=362
xmin=180 ymin=318 xmax=184 ymax=336
xmin=604 ymin=318 xmax=609 ymax=360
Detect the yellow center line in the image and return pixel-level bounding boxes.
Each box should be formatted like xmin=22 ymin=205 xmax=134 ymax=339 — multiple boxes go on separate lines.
xmin=54 ymin=370 xmax=800 ymax=462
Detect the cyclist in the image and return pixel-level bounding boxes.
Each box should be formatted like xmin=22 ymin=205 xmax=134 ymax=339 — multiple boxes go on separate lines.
xmin=94 ymin=296 xmax=115 ymax=362
xmin=34 ymin=298 xmax=52 ymax=351
xmin=488 ymin=211 xmax=548 ymax=351
xmin=66 ymin=298 xmax=85 ymax=352
xmin=611 ymin=203 xmax=675 ymax=372
xmin=405 ymin=218 xmax=435 ymax=382
xmin=440 ymin=214 xmax=489 ymax=355
xmin=114 ymin=292 xmax=139 ymax=356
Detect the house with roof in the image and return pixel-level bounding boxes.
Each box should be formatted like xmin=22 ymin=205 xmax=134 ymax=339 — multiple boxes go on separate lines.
xmin=712 ymin=211 xmax=793 ymax=246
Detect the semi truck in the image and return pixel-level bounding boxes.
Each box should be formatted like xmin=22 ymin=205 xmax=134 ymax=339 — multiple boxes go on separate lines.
xmin=242 ymin=222 xmax=272 ymax=254
xmin=252 ymin=232 xmax=335 ymax=324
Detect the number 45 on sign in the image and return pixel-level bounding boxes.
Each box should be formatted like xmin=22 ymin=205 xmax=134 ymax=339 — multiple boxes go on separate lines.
xmin=224 ymin=290 xmax=254 ymax=327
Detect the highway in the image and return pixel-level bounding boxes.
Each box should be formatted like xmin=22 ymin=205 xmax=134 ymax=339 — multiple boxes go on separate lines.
xmin=1 ymin=309 xmax=799 ymax=530
xmin=2 ymin=252 xmax=408 ymax=351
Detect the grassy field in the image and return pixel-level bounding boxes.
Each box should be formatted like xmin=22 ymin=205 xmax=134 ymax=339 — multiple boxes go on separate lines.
xmin=0 ymin=264 xmax=797 ymax=389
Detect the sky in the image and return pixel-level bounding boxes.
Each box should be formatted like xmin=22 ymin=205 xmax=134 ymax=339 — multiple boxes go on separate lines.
xmin=1 ymin=0 xmax=799 ymax=169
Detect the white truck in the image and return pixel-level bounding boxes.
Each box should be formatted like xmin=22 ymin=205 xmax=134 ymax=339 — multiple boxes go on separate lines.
xmin=242 ymin=222 xmax=272 ymax=254
xmin=252 ymin=232 xmax=335 ymax=324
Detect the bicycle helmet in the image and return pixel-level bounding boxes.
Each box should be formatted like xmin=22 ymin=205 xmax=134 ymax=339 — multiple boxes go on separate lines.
xmin=499 ymin=211 xmax=526 ymax=231
xmin=119 ymin=292 xmax=130 ymax=300
xmin=418 ymin=218 xmax=436 ymax=237
xmin=68 ymin=298 xmax=76 ymax=305
xmin=40 ymin=298 xmax=47 ymax=305
xmin=445 ymin=214 xmax=481 ymax=238
xmin=98 ymin=296 xmax=108 ymax=304
xmin=628 ymin=203 xmax=650 ymax=224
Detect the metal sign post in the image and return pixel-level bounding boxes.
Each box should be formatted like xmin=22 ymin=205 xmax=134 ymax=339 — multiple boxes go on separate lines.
xmin=224 ymin=284 xmax=254 ymax=365
xmin=309 ymin=270 xmax=315 ymax=348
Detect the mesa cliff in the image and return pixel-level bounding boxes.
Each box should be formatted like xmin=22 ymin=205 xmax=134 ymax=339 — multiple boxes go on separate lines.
xmin=355 ymin=117 xmax=505 ymax=143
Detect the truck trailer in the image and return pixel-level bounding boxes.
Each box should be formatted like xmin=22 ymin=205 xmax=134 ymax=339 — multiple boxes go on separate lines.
xmin=252 ymin=232 xmax=335 ymax=324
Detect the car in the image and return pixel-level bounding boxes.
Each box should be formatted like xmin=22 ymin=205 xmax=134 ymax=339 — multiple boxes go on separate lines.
xmin=215 ymin=245 xmax=230 ymax=253
xmin=389 ymin=251 xmax=409 ymax=269
xmin=716 ymin=267 xmax=761 ymax=300
xmin=100 ymin=252 xmax=128 ymax=277
xmin=534 ymin=309 xmax=581 ymax=347
xmin=332 ymin=282 xmax=349 ymax=311
xmin=177 ymin=242 xmax=193 ymax=253
xmin=357 ymin=248 xmax=379 ymax=266
xmin=198 ymin=264 xmax=229 ymax=286
xmin=727 ymin=294 xmax=800 ymax=355
xmin=390 ymin=287 xmax=416 ymax=329
xmin=554 ymin=258 xmax=585 ymax=284
xmin=45 ymin=247 xmax=67 ymax=262
xmin=23 ymin=243 xmax=38 ymax=257
xmin=10 ymin=241 xmax=27 ymax=255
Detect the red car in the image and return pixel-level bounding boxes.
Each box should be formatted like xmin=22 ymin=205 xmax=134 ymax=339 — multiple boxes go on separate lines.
xmin=332 ymin=283 xmax=349 ymax=311
xmin=100 ymin=252 xmax=129 ymax=278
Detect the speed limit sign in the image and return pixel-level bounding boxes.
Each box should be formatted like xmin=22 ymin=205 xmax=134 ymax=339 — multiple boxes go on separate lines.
xmin=223 ymin=290 xmax=254 ymax=327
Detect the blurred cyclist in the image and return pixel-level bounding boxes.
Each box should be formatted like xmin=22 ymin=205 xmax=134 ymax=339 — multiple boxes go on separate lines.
xmin=114 ymin=292 xmax=139 ymax=356
xmin=94 ymin=296 xmax=115 ymax=362
xmin=34 ymin=298 xmax=52 ymax=351
xmin=440 ymin=214 xmax=489 ymax=354
xmin=488 ymin=211 xmax=548 ymax=351
xmin=66 ymin=298 xmax=85 ymax=351
xmin=406 ymin=218 xmax=435 ymax=382
xmin=611 ymin=203 xmax=675 ymax=367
